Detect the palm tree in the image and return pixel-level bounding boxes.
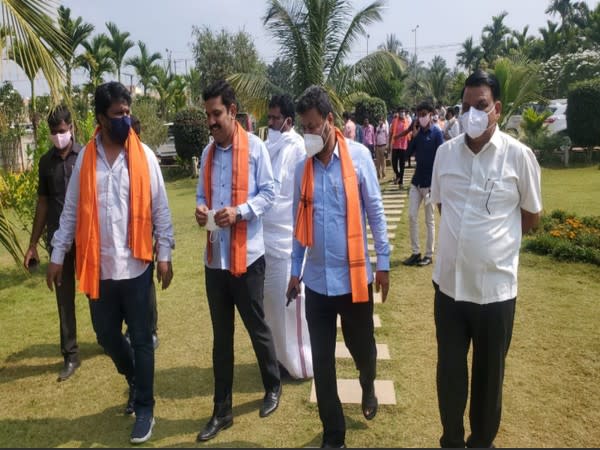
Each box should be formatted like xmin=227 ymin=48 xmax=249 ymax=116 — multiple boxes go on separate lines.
xmin=0 ymin=0 xmax=68 ymax=267
xmin=378 ymin=33 xmax=408 ymax=59
xmin=492 ymin=57 xmax=543 ymax=129
xmin=481 ymin=11 xmax=510 ymax=64
xmin=8 ymin=38 xmax=43 ymax=142
xmin=151 ymin=66 xmax=176 ymax=119
xmin=104 ymin=21 xmax=134 ymax=83
xmin=425 ymin=55 xmax=450 ymax=105
xmin=456 ymin=36 xmax=483 ymax=72
xmin=546 ymin=0 xmax=575 ymax=24
xmin=126 ymin=41 xmax=162 ymax=95
xmin=539 ymin=20 xmax=562 ymax=59
xmin=57 ymin=6 xmax=94 ymax=97
xmin=229 ymin=0 xmax=404 ymax=117
xmin=77 ymin=35 xmax=115 ymax=93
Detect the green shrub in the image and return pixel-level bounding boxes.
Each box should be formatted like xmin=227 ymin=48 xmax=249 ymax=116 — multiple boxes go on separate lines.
xmin=353 ymin=95 xmax=387 ymax=125
xmin=567 ymin=78 xmax=600 ymax=148
xmin=523 ymin=209 xmax=600 ymax=266
xmin=172 ymin=108 xmax=209 ymax=163
xmin=132 ymin=97 xmax=167 ymax=150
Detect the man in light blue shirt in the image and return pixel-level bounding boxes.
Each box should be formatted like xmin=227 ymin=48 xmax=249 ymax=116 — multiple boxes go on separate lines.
xmin=287 ymin=85 xmax=390 ymax=449
xmin=194 ymin=80 xmax=280 ymax=442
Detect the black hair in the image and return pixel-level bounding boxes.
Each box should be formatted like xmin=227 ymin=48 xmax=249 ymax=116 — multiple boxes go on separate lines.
xmin=130 ymin=114 xmax=141 ymax=135
xmin=296 ymin=85 xmax=334 ymax=119
xmin=94 ymin=81 xmax=132 ymax=118
xmin=454 ymin=105 xmax=460 ymax=115
xmin=416 ymin=101 xmax=434 ymax=113
xmin=47 ymin=105 xmax=72 ymax=128
xmin=463 ymin=69 xmax=501 ymax=101
xmin=342 ymin=111 xmax=350 ymax=120
xmin=202 ymin=79 xmax=237 ymax=108
xmin=268 ymin=94 xmax=295 ymax=122
xmin=446 ymin=108 xmax=455 ymax=117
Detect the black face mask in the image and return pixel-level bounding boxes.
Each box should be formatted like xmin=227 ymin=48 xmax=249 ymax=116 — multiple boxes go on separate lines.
xmin=108 ymin=116 xmax=131 ymax=144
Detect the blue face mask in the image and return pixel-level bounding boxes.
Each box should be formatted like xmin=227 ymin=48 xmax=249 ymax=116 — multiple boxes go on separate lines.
xmin=108 ymin=116 xmax=131 ymax=144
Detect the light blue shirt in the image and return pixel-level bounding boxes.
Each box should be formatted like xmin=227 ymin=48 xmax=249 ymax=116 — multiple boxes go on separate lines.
xmin=291 ymin=137 xmax=390 ymax=296
xmin=196 ymin=132 xmax=275 ymax=270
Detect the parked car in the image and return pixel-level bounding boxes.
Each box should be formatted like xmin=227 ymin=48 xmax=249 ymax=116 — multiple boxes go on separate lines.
xmin=505 ymin=99 xmax=567 ymax=136
xmin=544 ymin=101 xmax=567 ymax=135
xmin=155 ymin=122 xmax=177 ymax=164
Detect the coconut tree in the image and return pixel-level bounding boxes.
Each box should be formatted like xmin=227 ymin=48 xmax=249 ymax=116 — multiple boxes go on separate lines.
xmin=229 ymin=0 xmax=404 ymax=117
xmin=125 ymin=41 xmax=162 ymax=95
xmin=77 ymin=35 xmax=115 ymax=94
xmin=150 ymin=66 xmax=176 ymax=120
xmin=0 ymin=0 xmax=68 ymax=267
xmin=457 ymin=36 xmax=483 ymax=72
xmin=481 ymin=11 xmax=510 ymax=64
xmin=104 ymin=21 xmax=134 ymax=83
xmin=57 ymin=5 xmax=94 ymax=97
xmin=425 ymin=55 xmax=451 ymax=105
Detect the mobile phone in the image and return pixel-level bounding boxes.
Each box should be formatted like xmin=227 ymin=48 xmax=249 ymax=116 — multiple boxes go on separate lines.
xmin=286 ymin=286 xmax=298 ymax=306
xmin=28 ymin=258 xmax=39 ymax=272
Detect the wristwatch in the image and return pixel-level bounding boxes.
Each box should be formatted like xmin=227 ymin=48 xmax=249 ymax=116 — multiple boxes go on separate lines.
xmin=235 ymin=206 xmax=243 ymax=223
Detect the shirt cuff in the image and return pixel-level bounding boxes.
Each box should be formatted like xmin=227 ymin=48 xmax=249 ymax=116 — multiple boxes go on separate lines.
xmin=238 ymin=202 xmax=253 ymax=221
xmin=50 ymin=248 xmax=66 ymax=265
xmin=376 ymin=255 xmax=390 ymax=272
xmin=157 ymin=246 xmax=172 ymax=262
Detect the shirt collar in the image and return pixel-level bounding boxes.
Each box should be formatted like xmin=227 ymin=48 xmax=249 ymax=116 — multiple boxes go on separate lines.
xmin=51 ymin=140 xmax=81 ymax=158
xmin=462 ymin=125 xmax=502 ymax=155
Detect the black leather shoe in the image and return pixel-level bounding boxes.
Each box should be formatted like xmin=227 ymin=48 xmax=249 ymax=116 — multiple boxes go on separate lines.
xmin=57 ymin=360 xmax=80 ymax=382
xmin=259 ymin=384 xmax=282 ymax=418
xmin=362 ymin=388 xmax=378 ymax=420
xmin=197 ymin=411 xmax=233 ymax=441
xmin=402 ymin=253 xmax=422 ymax=266
xmin=125 ymin=379 xmax=135 ymax=415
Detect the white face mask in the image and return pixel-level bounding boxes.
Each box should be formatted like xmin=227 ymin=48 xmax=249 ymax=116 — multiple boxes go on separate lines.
xmin=50 ymin=130 xmax=72 ymax=150
xmin=266 ymin=120 xmax=287 ymax=144
xmin=205 ymin=209 xmax=221 ymax=232
xmin=303 ymin=123 xmax=330 ymax=157
xmin=460 ymin=105 xmax=495 ymax=139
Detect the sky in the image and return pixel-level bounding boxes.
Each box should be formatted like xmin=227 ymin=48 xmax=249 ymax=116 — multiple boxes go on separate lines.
xmin=2 ymin=0 xmax=600 ymax=98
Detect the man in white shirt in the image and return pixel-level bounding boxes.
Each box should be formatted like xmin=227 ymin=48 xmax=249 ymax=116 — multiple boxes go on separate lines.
xmin=263 ymin=94 xmax=313 ymax=380
xmin=47 ymin=82 xmax=175 ymax=444
xmin=430 ymin=70 xmax=542 ymax=448
xmin=443 ymin=107 xmax=460 ymax=141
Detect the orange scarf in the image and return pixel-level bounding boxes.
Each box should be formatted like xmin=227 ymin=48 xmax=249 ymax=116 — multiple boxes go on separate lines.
xmin=203 ymin=121 xmax=249 ymax=276
xmin=76 ymin=126 xmax=153 ymax=300
xmin=294 ymin=128 xmax=369 ymax=303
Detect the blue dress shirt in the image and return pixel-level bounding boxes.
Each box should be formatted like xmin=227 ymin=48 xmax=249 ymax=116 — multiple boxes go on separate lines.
xmin=291 ymin=137 xmax=390 ymax=297
xmin=408 ymin=125 xmax=444 ymax=188
xmin=196 ymin=133 xmax=275 ymax=270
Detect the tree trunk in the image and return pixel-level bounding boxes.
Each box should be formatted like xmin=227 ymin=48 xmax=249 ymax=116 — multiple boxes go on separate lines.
xmin=30 ymin=79 xmax=38 ymax=154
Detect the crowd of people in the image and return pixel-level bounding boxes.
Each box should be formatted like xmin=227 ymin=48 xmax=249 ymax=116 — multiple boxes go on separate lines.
xmin=27 ymin=69 xmax=542 ymax=448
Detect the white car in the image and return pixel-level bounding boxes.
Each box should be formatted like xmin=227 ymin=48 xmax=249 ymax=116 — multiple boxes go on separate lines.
xmin=544 ymin=102 xmax=567 ymax=135
xmin=155 ymin=123 xmax=177 ymax=164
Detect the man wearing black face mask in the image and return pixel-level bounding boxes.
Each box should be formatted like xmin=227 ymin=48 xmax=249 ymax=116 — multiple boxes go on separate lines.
xmin=48 ymin=82 xmax=175 ymax=445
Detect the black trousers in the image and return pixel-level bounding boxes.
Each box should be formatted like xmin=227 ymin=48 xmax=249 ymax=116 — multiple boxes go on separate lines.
xmin=205 ymin=256 xmax=280 ymax=403
xmin=434 ymin=283 xmax=516 ymax=448
xmin=89 ymin=265 xmax=154 ymax=416
xmin=51 ymin=247 xmax=78 ymax=363
xmin=391 ymin=148 xmax=408 ymax=184
xmin=305 ymin=284 xmax=376 ymax=447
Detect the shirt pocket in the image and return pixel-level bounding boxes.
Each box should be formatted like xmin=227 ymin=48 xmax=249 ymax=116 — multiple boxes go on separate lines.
xmin=484 ymin=178 xmax=519 ymax=216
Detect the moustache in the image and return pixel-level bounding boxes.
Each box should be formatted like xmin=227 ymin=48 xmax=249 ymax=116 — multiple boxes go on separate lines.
xmin=210 ymin=125 xmax=221 ymax=131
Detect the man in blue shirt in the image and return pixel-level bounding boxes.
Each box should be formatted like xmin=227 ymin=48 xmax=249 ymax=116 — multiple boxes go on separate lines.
xmin=195 ymin=80 xmax=281 ymax=441
xmin=403 ymin=101 xmax=444 ymax=267
xmin=287 ymin=85 xmax=390 ymax=449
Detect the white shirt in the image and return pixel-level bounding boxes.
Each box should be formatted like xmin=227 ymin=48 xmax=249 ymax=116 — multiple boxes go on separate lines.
xmin=445 ymin=118 xmax=460 ymax=140
xmin=51 ymin=135 xmax=175 ymax=280
xmin=263 ymin=128 xmax=306 ymax=259
xmin=430 ymin=128 xmax=542 ymax=304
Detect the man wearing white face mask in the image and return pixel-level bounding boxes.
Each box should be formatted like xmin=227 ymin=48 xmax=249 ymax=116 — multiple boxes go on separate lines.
xmin=24 ymin=105 xmax=83 ymax=382
xmin=263 ymin=94 xmax=313 ymax=380
xmin=430 ymin=70 xmax=542 ymax=448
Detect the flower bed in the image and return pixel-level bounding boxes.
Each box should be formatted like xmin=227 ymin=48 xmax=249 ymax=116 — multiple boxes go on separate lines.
xmin=523 ymin=209 xmax=600 ymax=266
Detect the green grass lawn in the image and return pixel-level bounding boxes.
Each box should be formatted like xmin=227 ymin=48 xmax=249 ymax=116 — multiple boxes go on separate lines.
xmin=0 ymin=167 xmax=598 ymax=447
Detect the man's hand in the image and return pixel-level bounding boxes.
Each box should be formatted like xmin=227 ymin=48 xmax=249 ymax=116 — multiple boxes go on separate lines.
xmin=46 ymin=262 xmax=63 ymax=291
xmin=375 ymin=270 xmax=390 ymax=303
xmin=215 ymin=206 xmax=237 ymax=228
xmin=24 ymin=244 xmax=40 ymax=270
xmin=156 ymin=261 xmax=173 ymax=290
xmin=195 ymin=205 xmax=209 ymax=227
xmin=286 ymin=276 xmax=301 ymax=304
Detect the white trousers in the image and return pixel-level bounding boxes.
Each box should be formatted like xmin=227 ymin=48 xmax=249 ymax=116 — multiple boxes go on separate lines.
xmin=408 ymin=184 xmax=435 ymax=258
xmin=263 ymin=253 xmax=313 ymax=379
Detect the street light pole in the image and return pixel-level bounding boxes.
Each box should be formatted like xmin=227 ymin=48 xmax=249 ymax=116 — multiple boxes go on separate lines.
xmin=411 ymin=25 xmax=419 ymax=107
